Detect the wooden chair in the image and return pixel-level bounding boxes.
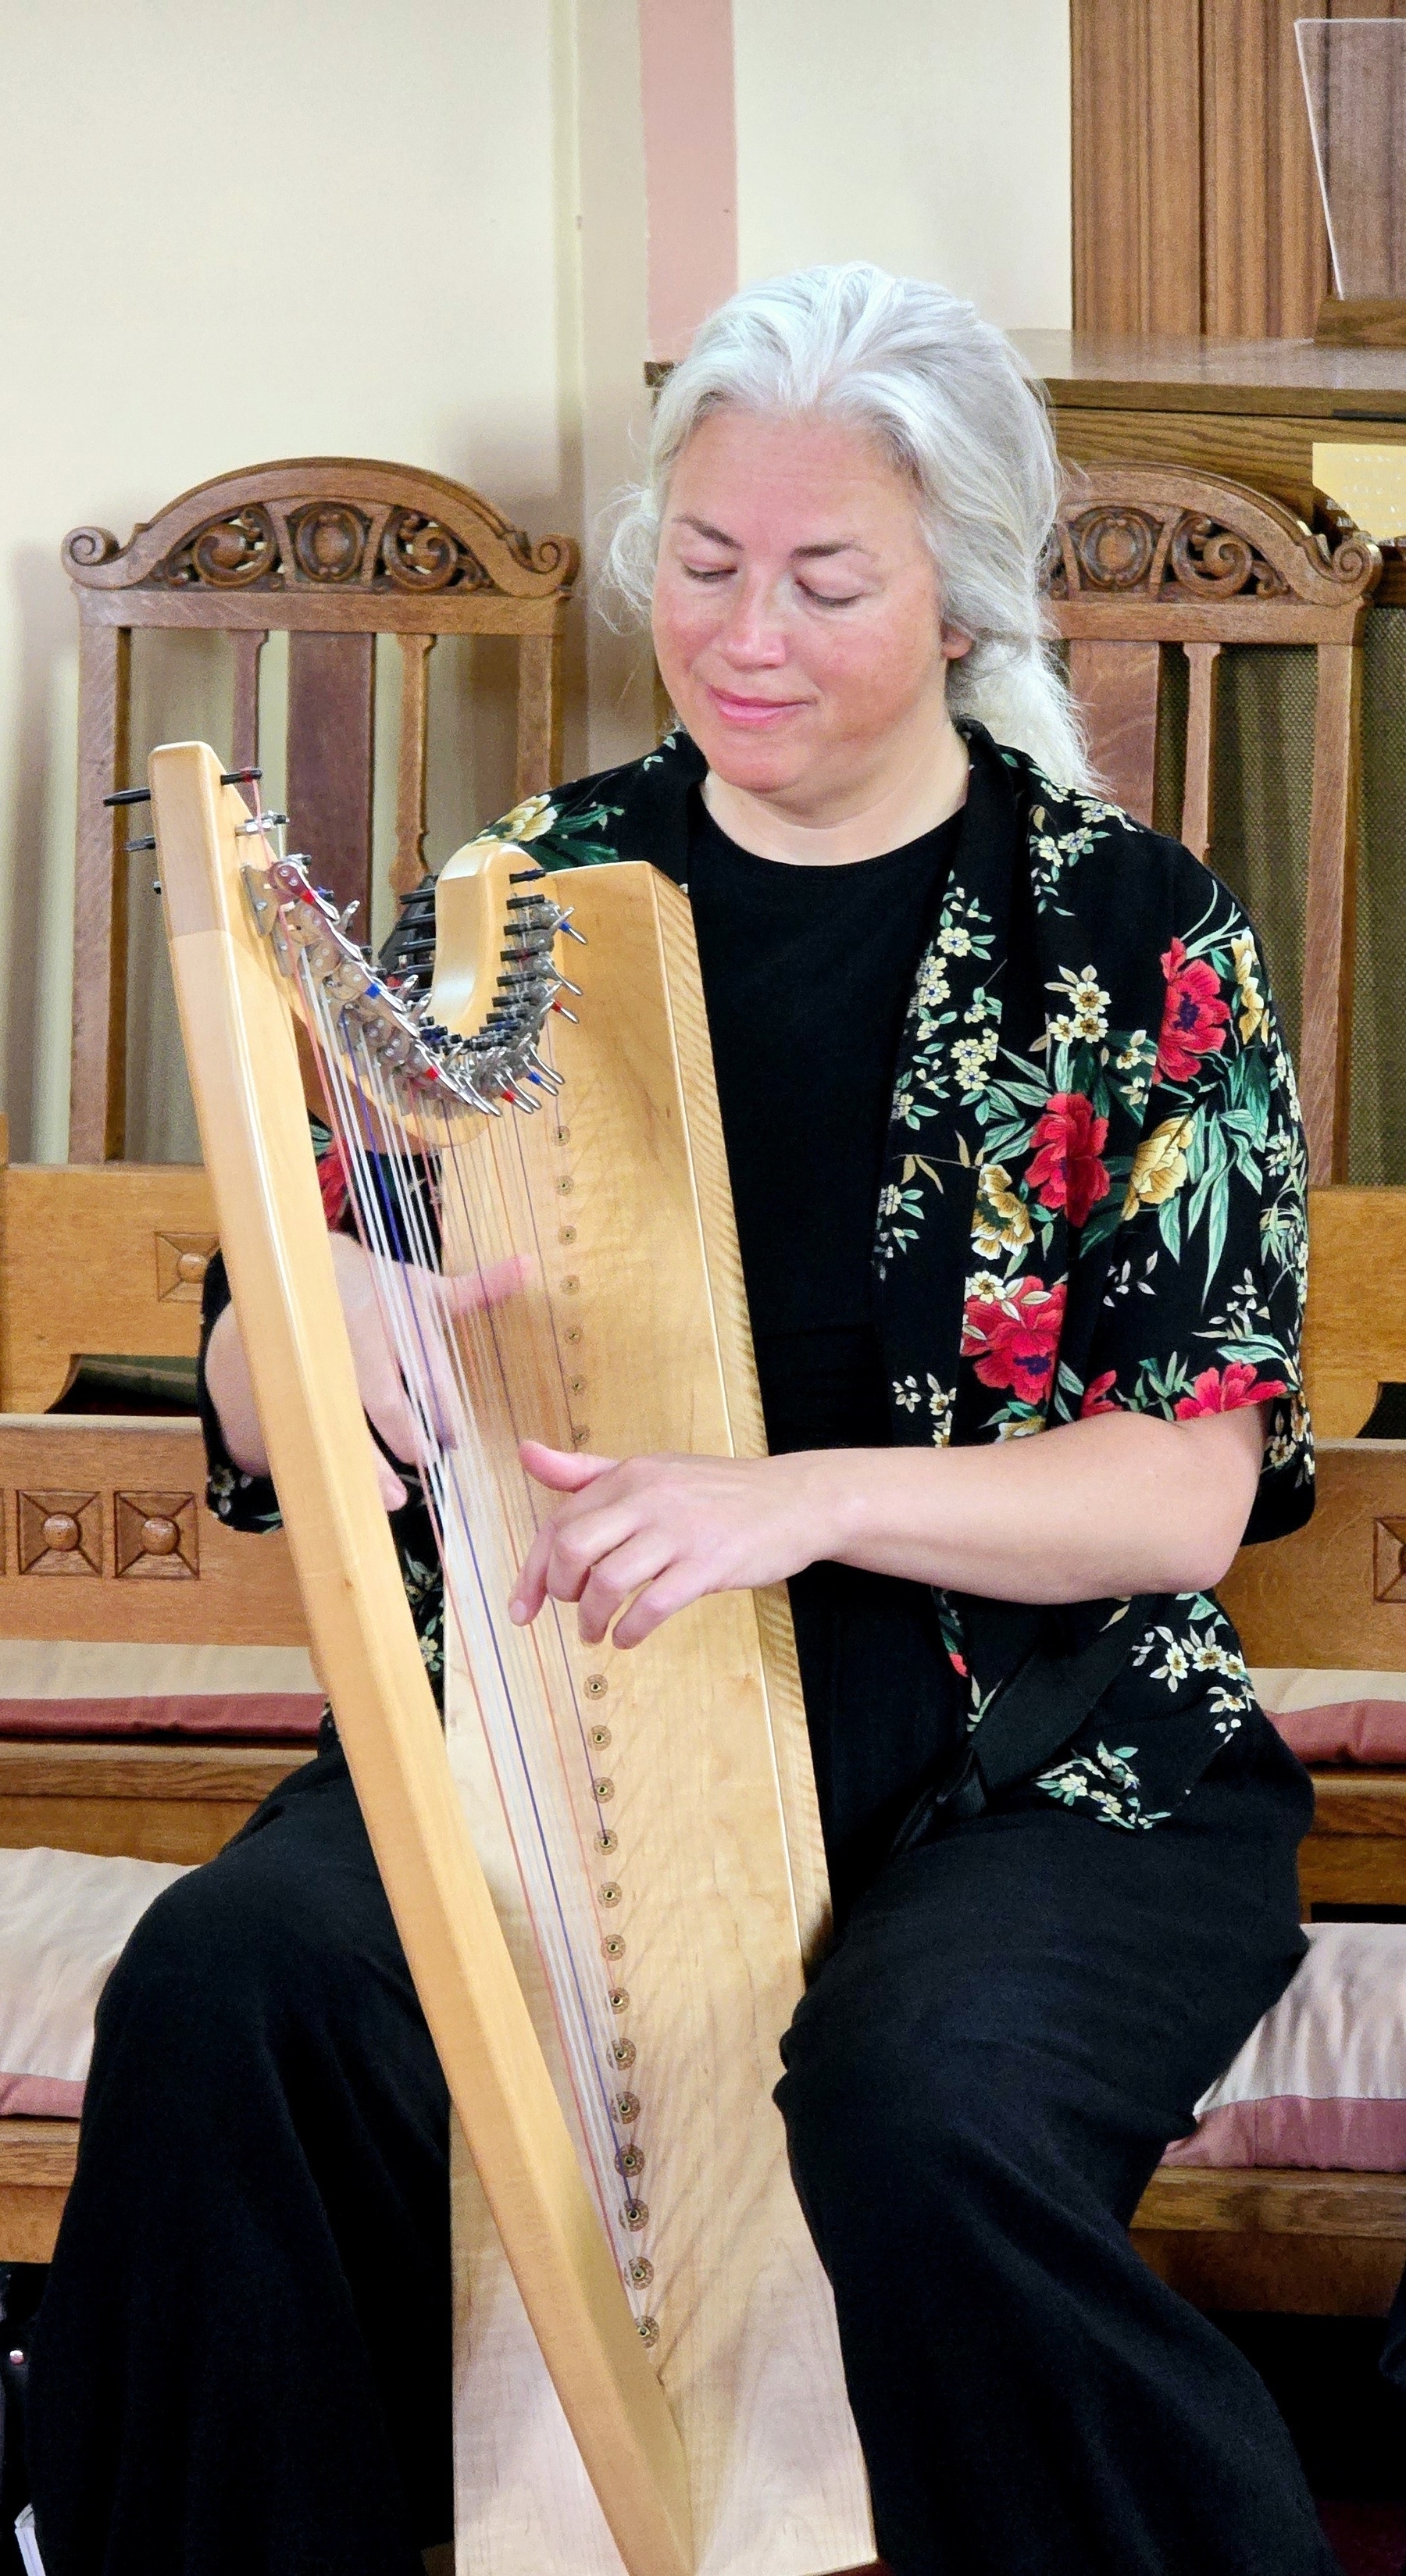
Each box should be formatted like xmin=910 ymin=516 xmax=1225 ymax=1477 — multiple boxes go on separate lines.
xmin=1048 ymin=462 xmax=1381 ymax=1183
xmin=1131 ymin=1185 xmax=1406 ymax=2319
xmin=63 ymin=457 xmax=579 ymax=1161
xmin=0 ymin=464 xmax=580 ymax=2260
xmin=1 ymin=464 xmax=578 ymax=1470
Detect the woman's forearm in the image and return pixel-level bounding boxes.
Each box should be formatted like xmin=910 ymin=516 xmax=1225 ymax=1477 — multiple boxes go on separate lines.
xmin=204 ymin=1301 xmax=271 ymax=1476
xmin=818 ymin=1405 xmax=1266 ymax=1604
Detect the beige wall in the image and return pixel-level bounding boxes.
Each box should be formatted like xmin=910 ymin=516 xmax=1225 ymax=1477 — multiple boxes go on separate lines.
xmin=0 ymin=0 xmax=655 ymax=1161
xmin=733 ymin=0 xmax=1072 ymax=329
xmin=0 ymin=0 xmax=1072 ymax=1164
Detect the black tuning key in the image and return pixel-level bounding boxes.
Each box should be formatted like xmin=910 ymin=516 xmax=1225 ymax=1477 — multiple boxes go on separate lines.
xmin=102 ymin=787 xmax=151 ymax=808
xmin=220 ymin=766 xmax=263 ymax=786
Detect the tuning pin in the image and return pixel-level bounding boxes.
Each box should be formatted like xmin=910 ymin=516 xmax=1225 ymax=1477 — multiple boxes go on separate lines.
xmin=103 ymin=787 xmax=151 ymax=808
xmin=220 ymin=765 xmax=263 ymax=786
xmin=339 ymin=900 xmax=361 ymax=932
xmin=126 ymin=835 xmax=157 ymax=854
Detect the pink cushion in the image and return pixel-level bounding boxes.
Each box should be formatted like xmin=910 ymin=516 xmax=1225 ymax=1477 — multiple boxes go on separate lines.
xmin=1251 ymin=1667 xmax=1406 ymax=1764
xmin=0 ymin=1641 xmax=324 ymax=1744
xmin=1164 ymin=1922 xmax=1406 ymax=2170
xmin=0 ymin=1694 xmax=323 ymax=1744
xmin=1269 ymin=1701 xmax=1406 ymax=1765
xmin=0 ymin=2072 xmax=83 ymax=2117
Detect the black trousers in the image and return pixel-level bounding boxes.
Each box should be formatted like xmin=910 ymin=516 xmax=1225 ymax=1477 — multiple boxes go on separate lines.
xmin=30 ymin=1724 xmax=1335 ymax=2576
xmin=29 ymin=1746 xmax=451 ymax=2576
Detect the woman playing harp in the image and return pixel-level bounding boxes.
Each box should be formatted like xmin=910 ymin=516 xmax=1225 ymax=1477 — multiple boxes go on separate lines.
xmin=30 ymin=266 xmax=1336 ymax=2576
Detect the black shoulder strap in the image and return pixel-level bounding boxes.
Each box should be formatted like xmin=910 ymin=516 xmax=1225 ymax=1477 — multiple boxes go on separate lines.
xmin=888 ymin=1596 xmax=1154 ymax=1852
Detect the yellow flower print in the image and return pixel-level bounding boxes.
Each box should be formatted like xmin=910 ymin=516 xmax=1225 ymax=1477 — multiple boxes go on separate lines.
xmin=476 ymin=794 xmax=556 ymax=846
xmin=1122 ymin=1114 xmax=1195 ymax=1217
xmin=1231 ymin=930 xmax=1266 ymax=1044
xmin=971 ymin=1164 xmax=1033 ymax=1261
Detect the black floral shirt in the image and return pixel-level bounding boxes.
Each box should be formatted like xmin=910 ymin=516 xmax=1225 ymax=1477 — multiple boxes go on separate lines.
xmin=202 ymin=722 xmax=1312 ymax=1828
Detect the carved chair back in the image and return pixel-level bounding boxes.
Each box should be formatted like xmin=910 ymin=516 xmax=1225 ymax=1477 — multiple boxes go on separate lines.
xmin=65 ymin=459 xmax=580 ymax=1161
xmin=1048 ymin=463 xmax=1381 ymax=1183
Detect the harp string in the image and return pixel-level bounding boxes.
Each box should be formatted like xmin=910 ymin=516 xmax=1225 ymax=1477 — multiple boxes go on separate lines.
xmin=296 ymin=963 xmax=656 ymax=2314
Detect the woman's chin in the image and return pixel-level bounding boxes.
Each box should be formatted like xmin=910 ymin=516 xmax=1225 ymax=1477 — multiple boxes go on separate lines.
xmin=685 ymin=712 xmax=819 ymax=797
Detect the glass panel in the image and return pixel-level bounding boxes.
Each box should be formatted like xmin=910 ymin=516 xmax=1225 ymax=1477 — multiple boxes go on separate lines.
xmin=1297 ymin=17 xmax=1406 ymax=298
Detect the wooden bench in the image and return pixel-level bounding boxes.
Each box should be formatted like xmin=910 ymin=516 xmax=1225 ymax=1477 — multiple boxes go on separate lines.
xmin=1126 ymin=1204 xmax=1406 ymax=2314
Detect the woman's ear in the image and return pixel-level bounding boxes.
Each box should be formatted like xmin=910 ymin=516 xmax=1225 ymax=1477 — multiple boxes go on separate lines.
xmin=940 ymin=624 xmax=974 ymax=662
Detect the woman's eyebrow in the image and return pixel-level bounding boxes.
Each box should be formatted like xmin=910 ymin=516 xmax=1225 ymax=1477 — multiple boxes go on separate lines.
xmin=675 ymin=513 xmax=740 ymax=547
xmin=673 ymin=513 xmax=873 ymax=562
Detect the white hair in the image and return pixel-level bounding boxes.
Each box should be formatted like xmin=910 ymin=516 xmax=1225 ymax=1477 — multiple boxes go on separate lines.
xmin=606 ymin=262 xmax=1093 ymax=792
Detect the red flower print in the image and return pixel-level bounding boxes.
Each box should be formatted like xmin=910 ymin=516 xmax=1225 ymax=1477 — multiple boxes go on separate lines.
xmin=962 ymin=1276 xmax=1068 ymax=1405
xmin=1157 ymin=937 xmax=1231 ymax=1084
xmin=1026 ymin=1092 xmax=1111 ymax=1229
xmin=1079 ymin=1370 xmax=1120 ymax=1418
xmin=1173 ymin=1361 xmax=1289 ymax=1419
xmin=317 ymin=1139 xmax=349 ymax=1230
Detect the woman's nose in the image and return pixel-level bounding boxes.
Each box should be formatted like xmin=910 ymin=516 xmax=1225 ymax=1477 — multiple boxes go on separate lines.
xmin=714 ymin=576 xmax=789 ymax=667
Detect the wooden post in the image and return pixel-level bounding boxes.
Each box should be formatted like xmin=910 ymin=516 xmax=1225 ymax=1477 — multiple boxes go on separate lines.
xmin=1301 ymin=639 xmax=1361 ymax=1184
xmin=69 ymin=619 xmax=132 ymax=1161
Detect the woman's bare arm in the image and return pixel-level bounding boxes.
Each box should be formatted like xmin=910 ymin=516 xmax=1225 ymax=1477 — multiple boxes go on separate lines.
xmin=510 ymin=1404 xmax=1269 ymax=1650
xmin=205 ymin=1233 xmax=529 ymax=1515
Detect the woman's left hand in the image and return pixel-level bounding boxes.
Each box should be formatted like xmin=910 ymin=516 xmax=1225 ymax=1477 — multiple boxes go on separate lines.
xmin=509 ymin=1442 xmax=839 ymax=1650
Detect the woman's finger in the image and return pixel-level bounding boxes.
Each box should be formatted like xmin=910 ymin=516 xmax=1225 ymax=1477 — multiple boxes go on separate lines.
xmin=510 ymin=1490 xmax=639 ymax=1624
xmin=610 ymin=1560 xmax=710 ymax=1651
xmin=442 ymin=1252 xmax=533 ymax=1314
xmin=520 ymin=1439 xmax=620 ymax=1493
xmin=575 ymin=1534 xmax=674 ymax=1649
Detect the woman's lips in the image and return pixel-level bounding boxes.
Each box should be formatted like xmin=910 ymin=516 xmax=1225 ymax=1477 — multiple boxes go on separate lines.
xmin=705 ymin=685 xmax=808 ymax=729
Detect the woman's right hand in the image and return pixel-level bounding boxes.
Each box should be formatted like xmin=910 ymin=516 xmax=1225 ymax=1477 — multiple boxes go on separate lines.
xmin=204 ymin=1232 xmax=530 ymax=1512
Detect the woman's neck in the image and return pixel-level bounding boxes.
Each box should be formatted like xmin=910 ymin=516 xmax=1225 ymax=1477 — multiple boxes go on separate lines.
xmin=701 ymin=708 xmax=970 ymax=866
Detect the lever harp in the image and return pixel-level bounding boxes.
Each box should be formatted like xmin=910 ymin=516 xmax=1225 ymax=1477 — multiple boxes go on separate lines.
xmin=150 ymin=742 xmax=873 ymax=2576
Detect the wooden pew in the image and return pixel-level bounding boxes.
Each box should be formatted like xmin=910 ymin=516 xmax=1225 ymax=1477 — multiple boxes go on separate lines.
xmin=1132 ymin=1188 xmax=1406 ymax=2314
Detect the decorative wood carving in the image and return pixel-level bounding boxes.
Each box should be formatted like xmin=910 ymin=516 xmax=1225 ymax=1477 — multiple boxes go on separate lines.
xmin=18 ymin=1490 xmax=101 ymax=1577
xmin=114 ymin=1490 xmax=198 ymax=1579
xmin=1372 ymin=1518 xmax=1406 ymax=1604
xmin=62 ymin=460 xmax=581 ymax=1161
xmin=155 ymin=1230 xmax=218 ymax=1304
xmin=1051 ymin=469 xmax=1380 ymax=608
xmin=63 ymin=464 xmax=577 ymax=605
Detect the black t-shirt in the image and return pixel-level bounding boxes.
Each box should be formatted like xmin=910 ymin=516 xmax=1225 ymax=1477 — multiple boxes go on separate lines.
xmin=687 ymin=790 xmax=965 ymax=1915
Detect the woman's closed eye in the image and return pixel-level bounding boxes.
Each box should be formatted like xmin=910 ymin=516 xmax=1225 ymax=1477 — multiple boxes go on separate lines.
xmin=797 ymin=579 xmax=864 ymax=609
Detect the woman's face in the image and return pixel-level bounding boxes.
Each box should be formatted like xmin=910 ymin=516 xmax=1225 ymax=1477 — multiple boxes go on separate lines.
xmin=651 ymin=407 xmax=967 ymax=812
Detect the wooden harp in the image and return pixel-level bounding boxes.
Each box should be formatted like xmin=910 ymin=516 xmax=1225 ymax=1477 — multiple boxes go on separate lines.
xmin=149 ymin=743 xmax=873 ymax=2576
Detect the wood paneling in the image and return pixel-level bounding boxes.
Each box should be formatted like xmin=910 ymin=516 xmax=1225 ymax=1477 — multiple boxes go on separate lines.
xmin=0 ymin=1741 xmax=300 ymax=1862
xmin=1072 ymin=0 xmax=1406 ymax=341
xmin=0 ymin=2120 xmax=78 ymax=2264
xmin=1201 ymin=0 xmax=1329 ymax=338
xmin=1131 ymin=2169 xmax=1406 ymax=2316
xmin=1071 ymin=0 xmax=1203 ymax=336
xmin=0 ymin=1418 xmax=308 ymax=1646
